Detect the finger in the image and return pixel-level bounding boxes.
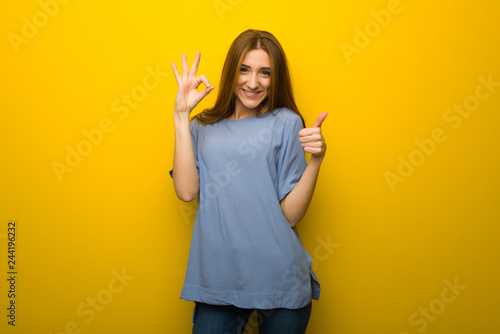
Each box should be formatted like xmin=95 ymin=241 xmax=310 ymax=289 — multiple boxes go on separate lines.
xmin=190 ymin=52 xmax=201 ymax=77
xmin=312 ymin=111 xmax=328 ymax=128
xmin=299 ymin=127 xmax=321 ymax=137
xmin=171 ymin=62 xmax=181 ymax=84
xmin=304 ymin=146 xmax=323 ymax=155
xmin=301 ymin=140 xmax=323 ymax=148
xmin=196 ymin=74 xmax=211 ymax=88
xmin=182 ymin=54 xmax=189 ymax=78
xmin=197 ymin=85 xmax=215 ymax=100
xmin=299 ymin=134 xmax=323 ymax=144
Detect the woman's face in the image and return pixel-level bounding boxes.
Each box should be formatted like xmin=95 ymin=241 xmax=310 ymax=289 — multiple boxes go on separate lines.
xmin=234 ymin=49 xmax=271 ymax=113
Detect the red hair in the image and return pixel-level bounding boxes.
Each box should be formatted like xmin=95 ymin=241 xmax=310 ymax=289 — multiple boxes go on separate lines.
xmin=194 ymin=29 xmax=304 ymax=126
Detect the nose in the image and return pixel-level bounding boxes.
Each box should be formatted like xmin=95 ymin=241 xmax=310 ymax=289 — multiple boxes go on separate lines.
xmin=247 ymin=73 xmax=259 ymax=90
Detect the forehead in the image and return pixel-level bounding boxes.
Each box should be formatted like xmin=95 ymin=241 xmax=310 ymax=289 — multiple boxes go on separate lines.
xmin=241 ymin=49 xmax=271 ymax=67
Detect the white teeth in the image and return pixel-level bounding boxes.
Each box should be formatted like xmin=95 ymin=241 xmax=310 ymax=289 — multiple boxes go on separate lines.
xmin=244 ymin=90 xmax=259 ymax=96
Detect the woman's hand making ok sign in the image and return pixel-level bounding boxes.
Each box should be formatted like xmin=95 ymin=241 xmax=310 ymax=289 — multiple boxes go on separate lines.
xmin=171 ymin=52 xmax=214 ymax=114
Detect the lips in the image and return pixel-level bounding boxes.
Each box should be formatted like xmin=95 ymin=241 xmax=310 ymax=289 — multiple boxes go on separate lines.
xmin=241 ymin=89 xmax=262 ymax=98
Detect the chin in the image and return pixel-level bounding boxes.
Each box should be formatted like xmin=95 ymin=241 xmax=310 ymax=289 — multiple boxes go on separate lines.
xmin=238 ymin=94 xmax=268 ymax=111
xmin=242 ymin=101 xmax=262 ymax=110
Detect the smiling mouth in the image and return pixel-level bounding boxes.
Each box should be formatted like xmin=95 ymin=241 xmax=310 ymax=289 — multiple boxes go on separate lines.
xmin=241 ymin=89 xmax=262 ymax=98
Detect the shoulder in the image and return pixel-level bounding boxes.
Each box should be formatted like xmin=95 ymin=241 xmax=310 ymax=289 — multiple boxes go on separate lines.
xmin=271 ymin=107 xmax=297 ymax=119
xmin=188 ymin=116 xmax=205 ymax=139
xmin=268 ymin=108 xmax=304 ymax=128
xmin=190 ymin=115 xmax=206 ymax=131
xmin=190 ymin=116 xmax=199 ymax=126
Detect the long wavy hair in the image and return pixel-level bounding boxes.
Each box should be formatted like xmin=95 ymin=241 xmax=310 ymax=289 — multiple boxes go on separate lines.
xmin=194 ymin=29 xmax=304 ymax=126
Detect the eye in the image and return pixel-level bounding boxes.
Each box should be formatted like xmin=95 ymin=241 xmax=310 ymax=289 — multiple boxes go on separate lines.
xmin=240 ymin=67 xmax=249 ymax=72
xmin=261 ymin=70 xmax=271 ymax=76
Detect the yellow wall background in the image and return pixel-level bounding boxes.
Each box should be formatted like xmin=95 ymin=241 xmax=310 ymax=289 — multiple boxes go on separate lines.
xmin=1 ymin=0 xmax=499 ymax=333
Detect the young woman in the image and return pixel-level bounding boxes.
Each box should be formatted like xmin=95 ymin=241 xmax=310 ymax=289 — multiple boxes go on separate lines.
xmin=171 ymin=29 xmax=327 ymax=334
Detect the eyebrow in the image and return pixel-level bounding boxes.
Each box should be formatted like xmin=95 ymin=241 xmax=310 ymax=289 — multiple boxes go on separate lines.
xmin=241 ymin=64 xmax=272 ymax=71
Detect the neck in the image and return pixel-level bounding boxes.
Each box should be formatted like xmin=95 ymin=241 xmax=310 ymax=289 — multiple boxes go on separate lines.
xmin=230 ymin=101 xmax=259 ymax=120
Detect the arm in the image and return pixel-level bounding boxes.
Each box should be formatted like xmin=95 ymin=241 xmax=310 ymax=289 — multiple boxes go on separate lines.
xmin=171 ymin=52 xmax=214 ymax=202
xmin=173 ymin=112 xmax=199 ymax=202
xmin=280 ymin=112 xmax=327 ymax=227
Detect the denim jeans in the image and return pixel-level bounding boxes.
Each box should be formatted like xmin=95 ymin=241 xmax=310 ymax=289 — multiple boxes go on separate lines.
xmin=192 ymin=302 xmax=312 ymax=334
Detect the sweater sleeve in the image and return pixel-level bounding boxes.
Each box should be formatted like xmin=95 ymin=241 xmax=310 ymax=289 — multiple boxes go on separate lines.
xmin=275 ymin=113 xmax=307 ymax=201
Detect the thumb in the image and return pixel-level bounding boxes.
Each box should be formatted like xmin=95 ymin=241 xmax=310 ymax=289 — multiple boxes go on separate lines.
xmin=199 ymin=85 xmax=215 ymax=99
xmin=312 ymin=111 xmax=328 ymax=128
